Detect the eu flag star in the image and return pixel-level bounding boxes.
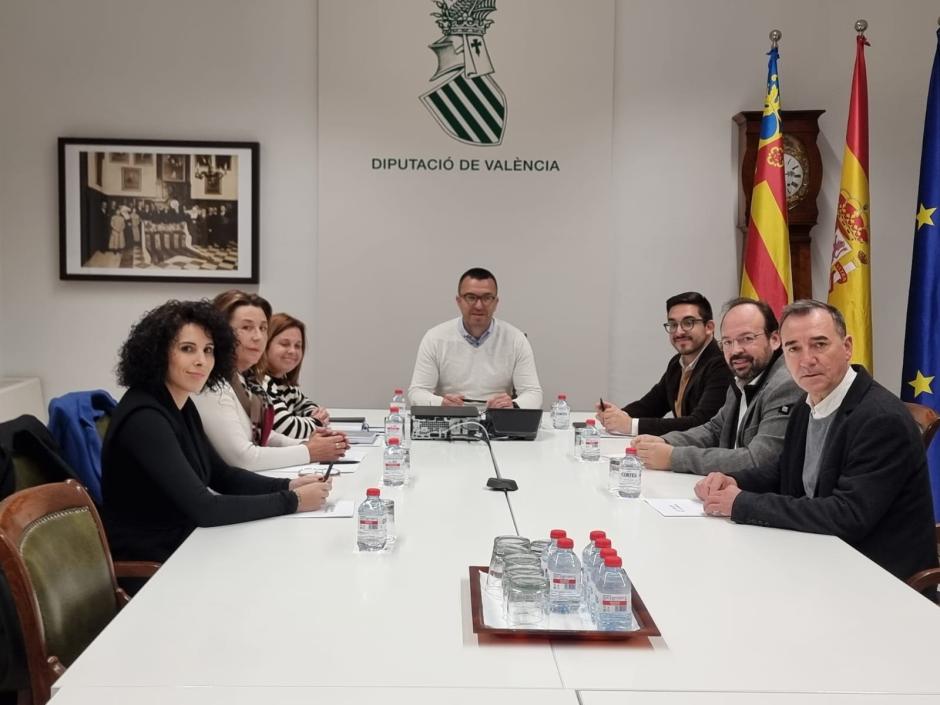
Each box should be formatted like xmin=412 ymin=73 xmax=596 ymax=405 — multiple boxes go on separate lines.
xmin=908 ymin=370 xmax=935 ymax=397
xmin=916 ymin=203 xmax=936 ymax=229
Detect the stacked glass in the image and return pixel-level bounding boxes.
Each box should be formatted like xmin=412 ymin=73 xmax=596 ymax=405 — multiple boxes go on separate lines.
xmin=486 ymin=536 xmax=531 ymax=592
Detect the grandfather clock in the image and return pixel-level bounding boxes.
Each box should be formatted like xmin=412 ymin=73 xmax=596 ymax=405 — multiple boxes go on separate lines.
xmin=734 ymin=109 xmax=824 ymax=300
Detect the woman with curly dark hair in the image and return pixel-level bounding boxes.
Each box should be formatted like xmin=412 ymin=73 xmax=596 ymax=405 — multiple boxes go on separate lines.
xmin=101 ymin=299 xmax=332 ymax=564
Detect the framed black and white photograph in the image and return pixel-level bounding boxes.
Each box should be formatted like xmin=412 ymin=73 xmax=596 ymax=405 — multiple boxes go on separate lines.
xmin=58 ymin=138 xmax=259 ymax=283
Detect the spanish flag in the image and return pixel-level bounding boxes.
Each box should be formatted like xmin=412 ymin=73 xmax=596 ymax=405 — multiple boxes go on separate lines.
xmin=828 ymin=34 xmax=872 ymax=372
xmin=740 ymin=46 xmax=792 ymax=318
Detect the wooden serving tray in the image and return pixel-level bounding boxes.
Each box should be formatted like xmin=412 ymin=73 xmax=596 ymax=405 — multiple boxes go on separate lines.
xmin=468 ymin=565 xmax=661 ymax=641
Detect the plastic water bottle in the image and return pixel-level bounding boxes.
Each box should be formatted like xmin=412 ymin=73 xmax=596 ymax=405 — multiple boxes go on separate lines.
xmin=580 ymin=419 xmax=601 ymax=462
xmin=589 ymin=546 xmax=618 ymax=622
xmin=356 ymin=488 xmax=387 ymax=551
xmin=581 ymin=534 xmax=609 ymax=591
xmin=390 ymin=389 xmax=411 ymax=449
xmin=385 ymin=405 xmax=404 ymax=444
xmin=391 ymin=388 xmax=407 ymax=414
xmin=596 ymin=555 xmax=632 ymax=631
xmin=383 ymin=437 xmax=405 ymax=487
xmin=618 ymin=446 xmax=643 ymax=498
xmin=580 ymin=530 xmax=606 ymax=584
xmin=551 ymin=394 xmax=570 ymax=430
xmin=547 ymin=537 xmax=581 ymax=613
xmin=541 ymin=529 xmax=567 ymax=572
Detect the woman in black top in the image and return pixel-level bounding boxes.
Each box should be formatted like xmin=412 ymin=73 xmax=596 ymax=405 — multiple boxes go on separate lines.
xmin=101 ymin=300 xmax=331 ymax=564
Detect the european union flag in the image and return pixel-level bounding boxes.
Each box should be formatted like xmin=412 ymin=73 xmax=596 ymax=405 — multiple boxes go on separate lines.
xmin=901 ymin=28 xmax=940 ymax=519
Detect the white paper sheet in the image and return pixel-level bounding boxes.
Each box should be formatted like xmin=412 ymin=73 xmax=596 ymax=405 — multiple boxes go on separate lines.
xmin=644 ymin=498 xmax=706 ymax=517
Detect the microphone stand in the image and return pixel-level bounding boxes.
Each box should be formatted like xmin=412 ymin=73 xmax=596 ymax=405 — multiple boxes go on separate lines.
xmin=448 ymin=419 xmax=519 ymax=493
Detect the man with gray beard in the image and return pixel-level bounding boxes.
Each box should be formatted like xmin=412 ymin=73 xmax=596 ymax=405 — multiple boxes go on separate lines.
xmin=633 ymin=298 xmax=802 ymax=475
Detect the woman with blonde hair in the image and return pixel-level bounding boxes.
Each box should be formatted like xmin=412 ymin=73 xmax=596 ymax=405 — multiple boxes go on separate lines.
xmin=192 ymin=290 xmax=348 ymax=471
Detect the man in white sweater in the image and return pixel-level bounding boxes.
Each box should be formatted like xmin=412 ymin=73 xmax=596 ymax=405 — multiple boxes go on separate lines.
xmin=407 ymin=268 xmax=543 ymax=409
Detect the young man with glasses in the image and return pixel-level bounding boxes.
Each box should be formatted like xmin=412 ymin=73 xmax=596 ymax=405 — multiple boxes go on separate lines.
xmin=407 ymin=267 xmax=542 ymax=409
xmin=597 ymin=292 xmax=731 ymax=435
xmin=632 ymin=298 xmax=802 ymax=474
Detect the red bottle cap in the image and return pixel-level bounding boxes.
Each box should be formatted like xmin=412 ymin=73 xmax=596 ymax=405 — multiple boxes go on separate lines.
xmin=589 ymin=530 xmax=606 ymax=541
xmin=549 ymin=529 xmax=567 ymax=539
xmin=599 ymin=547 xmax=617 ymax=558
xmin=558 ymin=393 xmax=567 ymax=400
xmin=556 ymin=537 xmax=574 ymax=549
xmin=394 ymin=388 xmax=404 ymax=394
xmin=604 ymin=555 xmax=623 ymax=568
xmin=594 ymin=538 xmax=612 ymax=549
xmin=366 ymin=488 xmax=381 ymax=497
xmin=625 ymin=446 xmax=637 ymax=455
xmin=388 ymin=437 xmax=400 ymax=446
xmin=390 ymin=406 xmax=400 ymax=413
xmin=586 ymin=418 xmax=596 ymax=426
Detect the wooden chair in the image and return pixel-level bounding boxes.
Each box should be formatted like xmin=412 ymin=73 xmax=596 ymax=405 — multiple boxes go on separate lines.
xmin=903 ymin=403 xmax=940 ymax=602
xmin=0 ymin=480 xmax=158 ymax=704
xmin=905 ymin=402 xmax=940 ymax=450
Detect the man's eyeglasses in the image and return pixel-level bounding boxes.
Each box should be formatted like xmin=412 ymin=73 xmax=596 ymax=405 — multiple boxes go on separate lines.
xmin=460 ymin=293 xmax=497 ymax=305
xmin=718 ymin=332 xmax=767 ymax=350
xmin=662 ymin=317 xmax=704 ymax=333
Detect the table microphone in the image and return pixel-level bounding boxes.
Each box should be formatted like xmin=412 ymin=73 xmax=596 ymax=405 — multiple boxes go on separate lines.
xmin=447 ymin=420 xmax=519 ymax=492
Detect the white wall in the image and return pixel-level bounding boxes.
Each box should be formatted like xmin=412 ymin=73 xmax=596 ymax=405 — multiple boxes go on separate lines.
xmin=0 ymin=0 xmax=318 ymax=402
xmin=609 ymin=0 xmax=935 ymax=404
xmin=0 ymin=0 xmax=934 ymax=409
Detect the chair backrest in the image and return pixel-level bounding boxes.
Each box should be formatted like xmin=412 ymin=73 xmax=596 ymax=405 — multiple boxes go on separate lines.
xmin=0 ymin=480 xmax=125 ymax=705
xmin=0 ymin=416 xmax=81 ymax=503
xmin=905 ymin=402 xmax=940 ymax=450
xmin=12 ymin=454 xmax=58 ymax=493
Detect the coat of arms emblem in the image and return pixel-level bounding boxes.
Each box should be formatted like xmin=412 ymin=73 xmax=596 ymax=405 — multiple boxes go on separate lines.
xmin=420 ymin=0 xmax=507 ymax=146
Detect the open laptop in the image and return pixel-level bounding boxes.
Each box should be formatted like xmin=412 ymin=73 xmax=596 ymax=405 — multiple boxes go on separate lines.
xmin=484 ymin=408 xmax=543 ymax=441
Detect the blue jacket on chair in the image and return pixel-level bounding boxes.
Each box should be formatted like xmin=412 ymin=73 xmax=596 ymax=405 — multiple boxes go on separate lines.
xmin=47 ymin=390 xmax=117 ymax=504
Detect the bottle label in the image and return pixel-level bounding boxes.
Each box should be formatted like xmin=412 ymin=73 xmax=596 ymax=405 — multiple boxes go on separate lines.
xmin=550 ymin=573 xmax=579 ymax=592
xmin=384 ymin=461 xmax=401 ymax=472
xmin=386 ymin=422 xmax=402 ymax=438
xmin=599 ymin=594 xmax=630 ymax=613
xmin=358 ymin=516 xmax=387 ymax=533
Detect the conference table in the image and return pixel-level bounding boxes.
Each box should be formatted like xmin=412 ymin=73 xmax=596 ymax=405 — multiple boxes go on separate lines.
xmin=50 ymin=411 xmax=940 ymax=703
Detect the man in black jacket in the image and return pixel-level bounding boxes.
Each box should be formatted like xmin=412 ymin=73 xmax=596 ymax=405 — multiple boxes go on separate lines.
xmin=598 ymin=291 xmax=732 ymax=435
xmin=696 ymin=300 xmax=938 ymax=583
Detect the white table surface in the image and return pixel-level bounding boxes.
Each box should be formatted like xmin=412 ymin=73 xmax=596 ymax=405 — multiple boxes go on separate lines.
xmin=49 ymin=687 xmax=579 ymax=705
xmin=53 ymin=410 xmax=940 ymax=698
xmin=579 ymin=693 xmax=940 ymax=705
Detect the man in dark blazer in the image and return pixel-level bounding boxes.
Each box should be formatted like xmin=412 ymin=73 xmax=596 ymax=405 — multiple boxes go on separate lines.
xmin=597 ymin=292 xmax=732 ymax=435
xmin=696 ymin=300 xmax=938 ymax=583
xmin=634 ymin=297 xmax=802 ymax=475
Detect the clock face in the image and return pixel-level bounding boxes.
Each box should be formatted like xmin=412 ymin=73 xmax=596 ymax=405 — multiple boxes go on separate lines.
xmin=782 ymin=133 xmax=811 ymax=208
xmin=784 ymin=153 xmax=804 ymax=198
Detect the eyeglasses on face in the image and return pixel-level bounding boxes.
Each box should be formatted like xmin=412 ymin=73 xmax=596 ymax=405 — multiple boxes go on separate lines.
xmin=719 ymin=332 xmax=767 ymax=350
xmin=460 ymin=293 xmax=497 ymax=305
xmin=662 ymin=317 xmax=704 ymax=333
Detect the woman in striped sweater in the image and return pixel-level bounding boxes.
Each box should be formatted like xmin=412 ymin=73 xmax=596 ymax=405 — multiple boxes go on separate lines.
xmin=262 ymin=313 xmax=331 ymax=439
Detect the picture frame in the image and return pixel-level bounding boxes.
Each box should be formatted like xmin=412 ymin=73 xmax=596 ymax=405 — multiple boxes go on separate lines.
xmin=121 ymin=166 xmax=141 ymax=191
xmin=58 ymin=137 xmax=260 ymax=283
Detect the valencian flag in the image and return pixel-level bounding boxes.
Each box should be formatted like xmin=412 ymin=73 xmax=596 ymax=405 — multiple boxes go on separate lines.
xmin=828 ymin=33 xmax=872 ymax=372
xmin=740 ymin=43 xmax=792 ymax=318
xmin=902 ymin=27 xmax=940 ymax=519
